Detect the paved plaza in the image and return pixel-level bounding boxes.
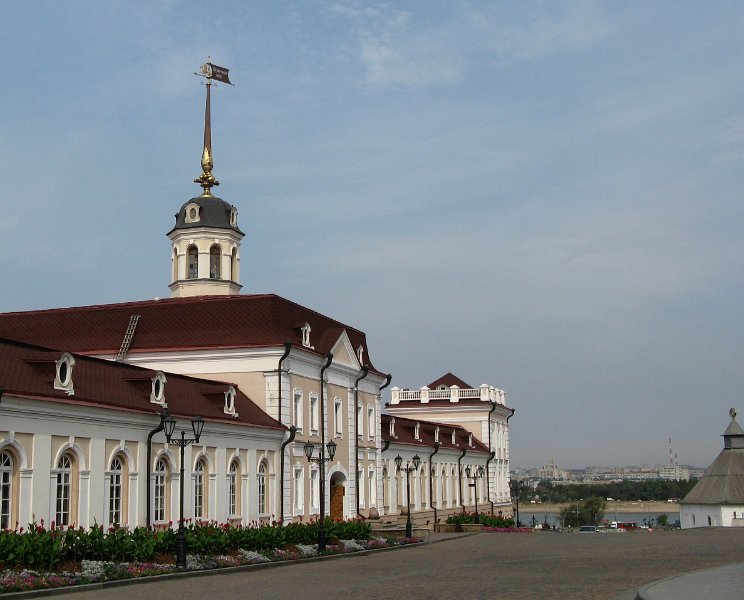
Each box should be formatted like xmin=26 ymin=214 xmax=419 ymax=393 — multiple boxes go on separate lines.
xmin=47 ymin=528 xmax=744 ymax=600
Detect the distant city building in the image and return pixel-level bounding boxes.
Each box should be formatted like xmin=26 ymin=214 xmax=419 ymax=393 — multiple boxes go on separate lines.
xmin=680 ymin=409 xmax=744 ymax=528
xmin=537 ymin=458 xmax=567 ymax=481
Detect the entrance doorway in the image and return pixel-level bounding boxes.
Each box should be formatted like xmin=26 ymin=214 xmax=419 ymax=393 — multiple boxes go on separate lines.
xmin=330 ymin=472 xmax=346 ymax=520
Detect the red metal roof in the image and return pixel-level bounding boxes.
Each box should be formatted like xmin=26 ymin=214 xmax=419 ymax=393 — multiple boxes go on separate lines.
xmin=0 ymin=338 xmax=284 ymax=431
xmin=381 ymin=414 xmax=490 ymax=454
xmin=0 ymin=294 xmax=380 ymax=373
xmin=427 ymin=372 xmax=473 ymax=390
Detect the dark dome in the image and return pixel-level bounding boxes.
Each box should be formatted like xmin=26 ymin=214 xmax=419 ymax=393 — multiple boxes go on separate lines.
xmin=168 ymin=195 xmax=244 ymax=235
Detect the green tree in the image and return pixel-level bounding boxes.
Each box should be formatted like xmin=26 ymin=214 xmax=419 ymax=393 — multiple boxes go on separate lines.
xmin=559 ymin=496 xmax=606 ymax=527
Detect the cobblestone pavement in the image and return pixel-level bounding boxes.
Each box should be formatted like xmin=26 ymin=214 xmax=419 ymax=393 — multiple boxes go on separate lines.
xmin=56 ymin=528 xmax=744 ymax=600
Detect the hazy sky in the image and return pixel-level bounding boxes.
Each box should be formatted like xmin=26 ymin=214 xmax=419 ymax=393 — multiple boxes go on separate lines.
xmin=1 ymin=2 xmax=742 ymax=469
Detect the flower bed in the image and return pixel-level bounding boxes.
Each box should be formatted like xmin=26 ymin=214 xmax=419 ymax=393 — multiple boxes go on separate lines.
xmin=482 ymin=527 xmax=533 ymax=533
xmin=0 ymin=520 xmax=421 ymax=593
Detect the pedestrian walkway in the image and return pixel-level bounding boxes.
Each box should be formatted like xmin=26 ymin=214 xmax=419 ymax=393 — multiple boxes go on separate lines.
xmin=631 ymin=562 xmax=744 ymax=600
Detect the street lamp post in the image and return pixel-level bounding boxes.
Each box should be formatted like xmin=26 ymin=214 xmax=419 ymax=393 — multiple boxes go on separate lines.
xmin=163 ymin=415 xmax=204 ymax=570
xmin=511 ymin=479 xmax=521 ymax=527
xmin=465 ymin=465 xmax=485 ymax=523
xmin=303 ymin=439 xmax=337 ymax=552
xmin=394 ymin=454 xmax=421 ymax=538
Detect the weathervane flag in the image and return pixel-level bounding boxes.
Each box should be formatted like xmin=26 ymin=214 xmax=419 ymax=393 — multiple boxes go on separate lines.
xmin=200 ymin=62 xmax=233 ymax=85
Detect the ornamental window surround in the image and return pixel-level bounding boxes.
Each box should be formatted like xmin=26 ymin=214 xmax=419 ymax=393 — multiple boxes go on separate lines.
xmin=54 ymin=353 xmax=76 ymax=396
xmin=150 ymin=372 xmax=167 ymax=406
xmin=309 ymin=393 xmax=319 ymax=434
xmin=224 ymin=386 xmax=238 ymax=417
xmin=293 ymin=390 xmax=303 ymax=432
xmin=334 ymin=398 xmax=343 ymax=437
xmin=367 ymin=406 xmax=375 ymax=440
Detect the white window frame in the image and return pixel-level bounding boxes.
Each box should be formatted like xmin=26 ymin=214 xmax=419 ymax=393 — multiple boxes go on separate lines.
xmin=368 ymin=406 xmax=375 ymax=440
xmin=293 ymin=389 xmax=304 ymax=432
xmin=293 ymin=465 xmax=304 ymax=513
xmin=55 ymin=454 xmax=73 ymax=526
xmin=309 ymin=393 xmax=319 ymax=434
xmin=368 ymin=466 xmax=376 ymax=507
xmin=310 ymin=467 xmax=319 ymax=511
xmin=258 ymin=461 xmax=268 ymax=515
xmin=334 ymin=398 xmax=343 ymax=437
xmin=108 ymin=456 xmax=124 ymax=526
xmin=357 ymin=404 xmax=363 ymax=439
xmin=194 ymin=459 xmax=206 ymax=520
xmin=358 ymin=465 xmax=365 ymax=508
xmin=153 ymin=459 xmax=168 ymax=523
xmin=0 ymin=451 xmax=13 ymax=530
xmin=228 ymin=460 xmax=239 ymax=517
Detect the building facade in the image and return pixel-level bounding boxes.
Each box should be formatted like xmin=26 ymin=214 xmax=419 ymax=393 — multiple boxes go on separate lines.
xmin=385 ymin=373 xmax=513 ymax=511
xmin=680 ymin=409 xmax=744 ymax=528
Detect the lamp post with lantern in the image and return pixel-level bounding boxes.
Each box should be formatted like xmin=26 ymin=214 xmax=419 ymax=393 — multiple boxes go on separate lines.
xmin=465 ymin=465 xmax=485 ymax=523
xmin=395 ymin=453 xmax=421 ymax=538
xmin=303 ymin=439 xmax=337 ymax=552
xmin=163 ymin=414 xmax=204 ymax=570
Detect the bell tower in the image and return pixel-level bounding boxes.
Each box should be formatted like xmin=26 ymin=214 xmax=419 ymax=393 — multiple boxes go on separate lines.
xmin=168 ymin=62 xmax=243 ymax=298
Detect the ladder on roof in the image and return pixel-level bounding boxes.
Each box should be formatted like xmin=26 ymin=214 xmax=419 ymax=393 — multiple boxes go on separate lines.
xmin=115 ymin=314 xmax=140 ymax=362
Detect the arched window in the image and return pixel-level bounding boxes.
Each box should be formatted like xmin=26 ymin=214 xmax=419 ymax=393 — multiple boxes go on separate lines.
xmin=153 ymin=458 xmax=169 ymax=523
xmin=440 ymin=467 xmax=447 ymax=507
xmin=172 ymin=248 xmax=178 ymax=282
xmin=0 ymin=451 xmax=13 ymax=530
xmin=56 ymin=453 xmax=75 ymax=526
xmin=382 ymin=465 xmax=389 ymax=509
xmin=209 ymin=245 xmax=221 ymax=279
xmin=194 ymin=459 xmax=207 ymax=520
xmin=228 ymin=460 xmax=240 ymax=517
xmin=230 ymin=247 xmax=238 ymax=283
xmin=419 ymin=466 xmax=427 ymax=508
xmin=368 ymin=467 xmax=376 ymax=508
xmin=358 ymin=465 xmax=365 ymax=508
xmin=258 ymin=461 xmax=268 ymax=515
xmin=187 ymin=246 xmax=198 ymax=279
xmin=108 ymin=455 xmax=124 ymax=525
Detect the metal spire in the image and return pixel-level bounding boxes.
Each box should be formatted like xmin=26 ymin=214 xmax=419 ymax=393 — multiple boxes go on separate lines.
xmin=194 ymin=61 xmax=232 ymax=196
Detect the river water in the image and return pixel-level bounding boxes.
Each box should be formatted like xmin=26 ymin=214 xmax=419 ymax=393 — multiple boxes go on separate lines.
xmin=518 ymin=509 xmax=680 ymax=528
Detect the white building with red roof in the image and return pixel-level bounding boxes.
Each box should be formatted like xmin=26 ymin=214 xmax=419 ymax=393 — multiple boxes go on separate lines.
xmin=385 ymin=373 xmax=514 ymax=514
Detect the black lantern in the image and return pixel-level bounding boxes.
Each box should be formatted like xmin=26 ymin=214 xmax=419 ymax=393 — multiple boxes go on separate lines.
xmin=396 ymin=454 xmax=421 ymax=538
xmin=163 ymin=415 xmax=206 ymax=569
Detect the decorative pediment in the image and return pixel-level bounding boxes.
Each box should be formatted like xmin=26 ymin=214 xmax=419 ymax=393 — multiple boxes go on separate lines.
xmin=330 ymin=330 xmax=360 ymax=369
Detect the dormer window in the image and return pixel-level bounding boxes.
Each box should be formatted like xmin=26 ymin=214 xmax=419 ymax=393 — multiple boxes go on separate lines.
xmin=414 ymin=422 xmax=420 ymax=440
xmin=224 ymin=386 xmax=238 ymax=417
xmin=389 ymin=418 xmax=396 ymax=438
xmin=150 ymin=371 xmax=167 ymax=406
xmin=54 ymin=353 xmax=76 ymax=395
xmin=437 ymin=385 xmax=447 ymax=391
xmin=451 ymin=430 xmax=456 ymax=445
xmin=357 ymin=345 xmax=364 ymax=365
xmin=230 ymin=207 xmax=238 ymax=227
xmin=185 ymin=203 xmax=201 ymax=223
xmin=434 ymin=426 xmax=440 ymax=443
xmin=468 ymin=433 xmax=473 ymax=446
xmin=301 ymin=323 xmax=312 ymax=348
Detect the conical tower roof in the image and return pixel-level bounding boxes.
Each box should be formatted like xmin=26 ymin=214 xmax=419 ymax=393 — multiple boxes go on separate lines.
xmin=682 ymin=408 xmax=744 ymax=505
